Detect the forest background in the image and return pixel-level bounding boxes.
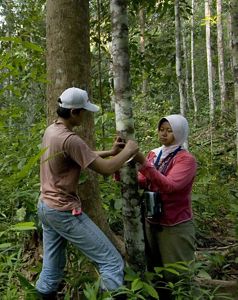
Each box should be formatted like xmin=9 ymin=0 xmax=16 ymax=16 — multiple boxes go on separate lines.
xmin=0 ymin=0 xmax=238 ymax=299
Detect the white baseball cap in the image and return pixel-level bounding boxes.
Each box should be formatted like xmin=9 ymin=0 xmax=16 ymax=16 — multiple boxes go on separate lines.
xmin=58 ymin=87 xmax=99 ymax=112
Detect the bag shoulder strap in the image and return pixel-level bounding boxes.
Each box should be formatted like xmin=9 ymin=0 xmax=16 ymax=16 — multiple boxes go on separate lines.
xmin=154 ymin=146 xmax=182 ymax=170
xmin=154 ymin=150 xmax=162 ymax=168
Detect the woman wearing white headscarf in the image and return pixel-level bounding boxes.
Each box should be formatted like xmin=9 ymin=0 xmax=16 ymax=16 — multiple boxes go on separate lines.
xmin=134 ymin=114 xmax=197 ymax=284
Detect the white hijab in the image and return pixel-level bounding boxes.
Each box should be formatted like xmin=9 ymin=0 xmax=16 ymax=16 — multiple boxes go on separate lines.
xmin=153 ymin=114 xmax=189 ymax=161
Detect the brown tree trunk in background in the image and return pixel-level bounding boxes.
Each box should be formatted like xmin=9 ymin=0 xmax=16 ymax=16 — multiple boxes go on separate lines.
xmin=227 ymin=12 xmax=233 ymax=71
xmin=182 ymin=28 xmax=190 ymax=110
xmin=139 ymin=7 xmax=148 ymax=99
xmin=230 ymin=0 xmax=238 ymax=168
xmin=205 ymin=0 xmax=215 ymax=122
xmin=46 ymin=0 xmax=91 ymax=124
xmin=46 ymin=0 xmax=124 ymax=254
xmin=216 ymin=0 xmax=226 ymax=115
xmin=191 ymin=0 xmax=198 ymax=120
xmin=175 ymin=0 xmax=186 ymax=115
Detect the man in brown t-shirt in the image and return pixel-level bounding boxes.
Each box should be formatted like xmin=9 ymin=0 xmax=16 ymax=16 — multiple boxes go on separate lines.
xmin=36 ymin=87 xmax=138 ymax=300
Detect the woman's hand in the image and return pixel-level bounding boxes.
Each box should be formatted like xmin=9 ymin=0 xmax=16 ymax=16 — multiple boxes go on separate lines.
xmin=133 ymin=152 xmax=145 ymax=164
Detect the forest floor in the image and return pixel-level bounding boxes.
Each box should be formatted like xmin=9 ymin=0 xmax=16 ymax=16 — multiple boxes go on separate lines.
xmin=195 ymin=222 xmax=238 ymax=299
xmin=21 ymin=222 xmax=238 ymax=299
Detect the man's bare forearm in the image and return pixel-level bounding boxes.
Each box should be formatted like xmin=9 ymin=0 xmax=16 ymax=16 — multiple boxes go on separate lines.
xmin=94 ymin=150 xmax=114 ymax=158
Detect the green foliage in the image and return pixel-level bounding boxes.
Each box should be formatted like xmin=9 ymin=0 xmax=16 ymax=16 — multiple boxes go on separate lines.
xmin=16 ymin=273 xmax=38 ymax=300
xmin=63 ymin=245 xmax=98 ymax=297
xmin=0 ymin=116 xmax=45 ymax=220
xmin=0 ymin=0 xmax=46 ymax=98
xmin=0 ymin=0 xmax=237 ymax=298
xmin=0 ymin=245 xmax=24 ymax=299
xmin=83 ymin=279 xmax=101 ymax=300
xmin=81 ymin=262 xmax=233 ymax=300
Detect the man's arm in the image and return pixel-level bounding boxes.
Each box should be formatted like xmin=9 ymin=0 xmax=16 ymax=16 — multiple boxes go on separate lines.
xmin=94 ymin=149 xmax=115 ymax=158
xmin=94 ymin=137 xmax=125 ymax=158
xmin=89 ymin=140 xmax=138 ymax=176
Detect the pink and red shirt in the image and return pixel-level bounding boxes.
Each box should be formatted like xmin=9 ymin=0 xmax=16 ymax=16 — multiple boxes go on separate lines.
xmin=138 ymin=149 xmax=197 ymax=226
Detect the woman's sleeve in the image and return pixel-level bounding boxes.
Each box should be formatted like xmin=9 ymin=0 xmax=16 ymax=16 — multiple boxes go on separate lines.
xmin=137 ymin=151 xmax=155 ymax=189
xmin=139 ymin=153 xmax=197 ymax=193
xmin=138 ymin=172 xmax=148 ymax=188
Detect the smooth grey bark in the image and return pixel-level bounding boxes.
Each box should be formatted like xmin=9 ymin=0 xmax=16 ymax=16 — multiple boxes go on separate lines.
xmin=205 ymin=0 xmax=215 ymax=122
xmin=182 ymin=29 xmax=190 ymax=110
xmin=175 ymin=0 xmax=186 ymax=115
xmin=216 ymin=0 xmax=226 ymax=115
xmin=191 ymin=0 xmax=198 ymax=119
xmin=139 ymin=7 xmax=148 ymax=97
xmin=227 ymin=12 xmax=233 ymax=70
xmin=110 ymin=0 xmax=145 ymax=271
xmin=230 ymin=0 xmax=238 ymax=167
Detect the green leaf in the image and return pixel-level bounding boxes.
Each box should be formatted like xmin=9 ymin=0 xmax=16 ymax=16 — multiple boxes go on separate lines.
xmin=22 ymin=41 xmax=43 ymax=52
xmin=163 ymin=268 xmax=180 ymax=275
xmin=10 ymin=222 xmax=36 ymax=231
xmin=143 ymin=282 xmax=159 ymax=299
xmin=10 ymin=147 xmax=47 ymax=183
xmin=0 ymin=36 xmax=43 ymax=52
xmin=0 ymin=243 xmax=12 ymax=249
xmin=154 ymin=266 xmax=165 ymax=276
xmin=114 ymin=198 xmax=122 ymax=210
xmin=131 ymin=278 xmax=143 ymax=291
xmin=124 ymin=267 xmax=138 ymax=281
xmin=197 ymin=269 xmax=212 ymax=280
xmin=164 ymin=261 xmax=189 ymax=272
xmin=17 ymin=273 xmax=36 ymax=291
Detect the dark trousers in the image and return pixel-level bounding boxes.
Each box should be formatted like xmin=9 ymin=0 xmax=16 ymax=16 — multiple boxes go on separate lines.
xmin=144 ymin=220 xmax=196 ymax=299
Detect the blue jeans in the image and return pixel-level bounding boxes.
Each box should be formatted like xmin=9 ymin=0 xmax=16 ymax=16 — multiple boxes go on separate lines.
xmin=36 ymin=200 xmax=124 ymax=294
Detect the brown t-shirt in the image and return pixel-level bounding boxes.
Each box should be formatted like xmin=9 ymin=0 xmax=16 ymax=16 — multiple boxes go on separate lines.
xmin=40 ymin=120 xmax=98 ymax=211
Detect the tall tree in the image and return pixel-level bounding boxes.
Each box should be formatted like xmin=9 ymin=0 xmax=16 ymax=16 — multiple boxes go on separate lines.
xmin=216 ymin=0 xmax=226 ymax=115
xmin=175 ymin=0 xmax=186 ymax=115
xmin=139 ymin=6 xmax=148 ymax=97
xmin=182 ymin=27 xmax=190 ymax=110
xmin=227 ymin=11 xmax=233 ymax=71
xmin=110 ymin=0 xmax=145 ymax=270
xmin=230 ymin=0 xmax=238 ymax=167
xmin=205 ymin=0 xmax=215 ymax=122
xmin=191 ymin=0 xmax=198 ymax=119
xmin=46 ymin=0 xmax=124 ymax=253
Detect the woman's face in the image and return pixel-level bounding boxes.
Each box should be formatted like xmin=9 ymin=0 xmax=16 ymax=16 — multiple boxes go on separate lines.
xmin=158 ymin=121 xmax=175 ymax=146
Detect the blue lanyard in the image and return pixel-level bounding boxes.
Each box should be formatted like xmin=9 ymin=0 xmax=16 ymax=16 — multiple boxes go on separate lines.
xmin=154 ymin=150 xmax=162 ymax=168
xmin=154 ymin=146 xmax=181 ymax=169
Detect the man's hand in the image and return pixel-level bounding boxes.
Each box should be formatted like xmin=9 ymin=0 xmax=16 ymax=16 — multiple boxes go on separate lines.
xmin=111 ymin=136 xmax=126 ymax=156
xmin=89 ymin=139 xmax=139 ymax=176
xmin=124 ymin=140 xmax=139 ymax=157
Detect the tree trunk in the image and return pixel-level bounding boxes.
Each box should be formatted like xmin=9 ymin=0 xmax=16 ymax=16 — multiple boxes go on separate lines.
xmin=182 ymin=28 xmax=190 ymax=110
xmin=110 ymin=0 xmax=145 ymax=271
xmin=175 ymin=0 xmax=186 ymax=115
xmin=205 ymin=0 xmax=215 ymax=122
xmin=216 ymin=0 xmax=226 ymax=115
xmin=46 ymin=0 xmax=124 ymax=254
xmin=227 ymin=12 xmax=233 ymax=71
xmin=191 ymin=0 xmax=198 ymax=120
xmin=96 ymin=0 xmax=105 ymax=150
xmin=230 ymin=0 xmax=238 ymax=168
xmin=139 ymin=7 xmax=148 ymax=99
